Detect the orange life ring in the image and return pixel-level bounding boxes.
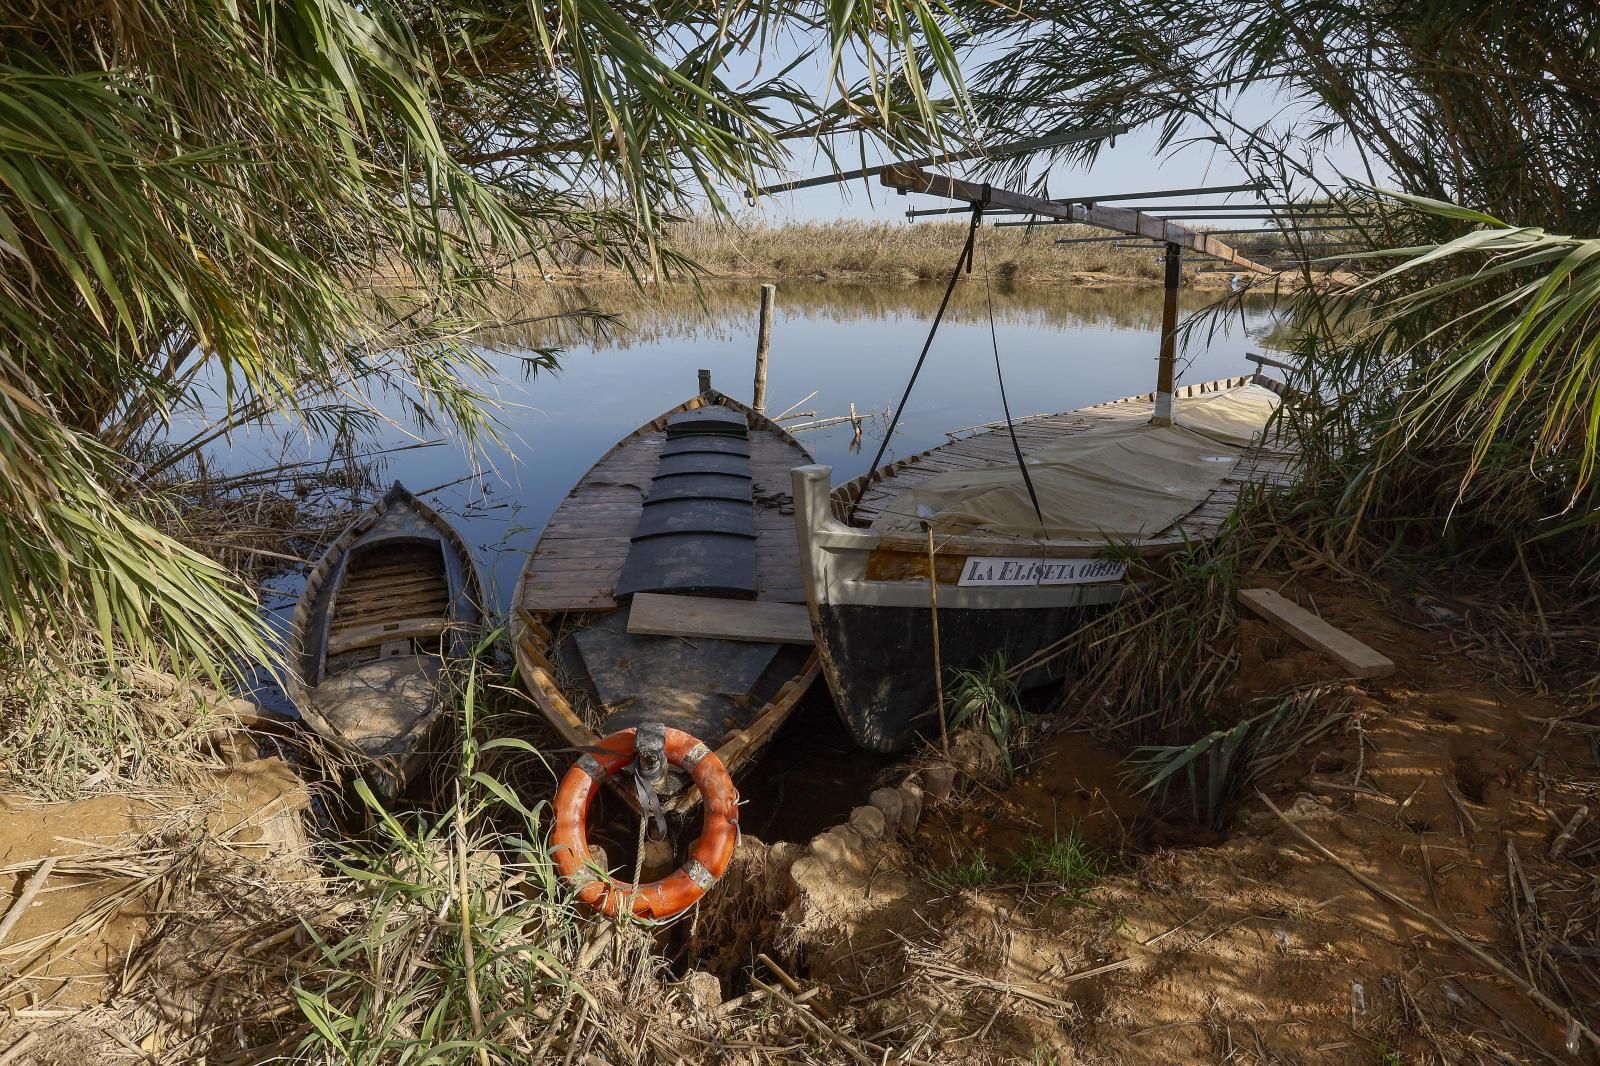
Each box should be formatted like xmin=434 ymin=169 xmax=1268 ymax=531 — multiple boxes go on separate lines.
xmin=551 ymin=727 xmax=738 ymax=919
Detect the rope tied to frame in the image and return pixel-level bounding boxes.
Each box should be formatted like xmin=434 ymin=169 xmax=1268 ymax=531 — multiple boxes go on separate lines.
xmin=850 ymin=184 xmax=1047 ymax=535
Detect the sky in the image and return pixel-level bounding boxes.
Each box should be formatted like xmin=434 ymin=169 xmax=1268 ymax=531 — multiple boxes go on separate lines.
xmin=709 ymin=40 xmax=1374 ymax=226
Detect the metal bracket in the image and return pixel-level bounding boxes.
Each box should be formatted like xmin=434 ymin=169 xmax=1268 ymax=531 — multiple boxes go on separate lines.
xmin=634 ymin=721 xmax=669 ymax=792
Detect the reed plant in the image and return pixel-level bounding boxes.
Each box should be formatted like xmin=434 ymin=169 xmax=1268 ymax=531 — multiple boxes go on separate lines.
xmin=947 ymin=654 xmax=1025 ymax=769
xmin=292 ymin=656 xmax=595 ymax=1064
xmin=1125 ymin=685 xmax=1352 ymax=831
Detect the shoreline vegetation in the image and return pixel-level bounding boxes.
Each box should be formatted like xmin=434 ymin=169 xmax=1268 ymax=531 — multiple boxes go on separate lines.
xmin=3 ymin=0 xmax=1598 ymax=1062
xmin=504 ymin=218 xmax=1324 ymax=288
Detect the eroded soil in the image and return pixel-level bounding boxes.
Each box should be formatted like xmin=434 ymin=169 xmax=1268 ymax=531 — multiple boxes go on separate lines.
xmin=754 ymin=577 xmax=1599 ymax=1064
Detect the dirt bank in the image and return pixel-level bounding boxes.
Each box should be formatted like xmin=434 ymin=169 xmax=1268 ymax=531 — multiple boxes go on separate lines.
xmin=2 ymin=575 xmax=1591 ymax=1064
xmin=727 ymin=575 xmax=1597 ymax=1063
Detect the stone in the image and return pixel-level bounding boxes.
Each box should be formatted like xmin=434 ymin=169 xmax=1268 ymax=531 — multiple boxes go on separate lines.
xmin=848 ymin=804 xmax=887 ymax=842
xmin=788 ymin=854 xmax=824 ymax=895
xmin=922 ymin=763 xmax=956 ymax=800
xmin=896 ymin=781 xmax=924 ymax=835
xmin=768 ymin=841 xmax=802 ymax=871
xmin=951 ymin=730 xmax=1004 ymax=779
xmin=809 ymin=826 xmax=867 ymax=867
xmin=812 ymin=819 xmax=864 ymax=864
xmin=680 ymin=970 xmax=723 ymax=1011
xmin=868 ymin=788 xmax=904 ymax=835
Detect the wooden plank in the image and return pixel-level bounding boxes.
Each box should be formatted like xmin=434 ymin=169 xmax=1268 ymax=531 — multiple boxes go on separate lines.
xmin=526 ymin=556 xmax=629 ymax=574
xmin=527 ymin=593 xmax=617 ymax=612
xmin=1237 ymin=587 xmax=1395 ymax=679
xmin=328 ymin=617 xmax=452 ymax=656
xmin=880 ymin=166 xmax=1275 ymax=273
xmin=530 ymin=537 xmax=631 ymax=559
xmin=626 ymin=592 xmax=814 ymax=645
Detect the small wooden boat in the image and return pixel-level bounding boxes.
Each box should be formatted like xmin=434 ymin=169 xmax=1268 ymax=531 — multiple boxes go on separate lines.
xmin=792 ymin=375 xmax=1295 ymax=752
xmin=286 ymin=483 xmax=486 ymax=796
xmin=512 ymin=373 xmax=819 ymax=815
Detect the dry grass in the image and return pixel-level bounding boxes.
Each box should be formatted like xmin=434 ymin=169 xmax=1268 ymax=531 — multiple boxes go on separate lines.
xmin=527 ymin=217 xmax=1204 ymax=284
xmin=0 ymin=647 xmax=248 ymax=800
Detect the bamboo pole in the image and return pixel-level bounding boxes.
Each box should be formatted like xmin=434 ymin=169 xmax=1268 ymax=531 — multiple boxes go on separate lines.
xmin=925 ymin=523 xmax=948 ymax=756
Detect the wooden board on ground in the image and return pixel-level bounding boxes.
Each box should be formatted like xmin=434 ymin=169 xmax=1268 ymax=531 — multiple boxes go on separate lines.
xmin=627 ymin=592 xmax=814 ymax=645
xmin=1237 ymin=587 xmax=1395 ymax=679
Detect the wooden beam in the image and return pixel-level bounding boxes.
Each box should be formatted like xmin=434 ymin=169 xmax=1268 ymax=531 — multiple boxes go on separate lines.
xmin=627 ymin=592 xmax=814 ymax=645
xmin=1246 ymin=351 xmax=1297 ymax=372
xmin=327 ymin=617 xmax=452 ymax=656
xmin=905 ymin=181 xmax=1269 ymax=217
xmin=1237 ymin=588 xmax=1395 ymax=678
xmin=880 ymin=165 xmax=1275 ymax=275
xmin=753 ymin=125 xmax=1131 ymax=196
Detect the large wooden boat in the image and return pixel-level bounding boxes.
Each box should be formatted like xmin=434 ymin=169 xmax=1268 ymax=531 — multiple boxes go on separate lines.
xmin=512 ymin=373 xmax=820 ymax=815
xmin=792 ymin=374 xmax=1295 ymax=752
xmin=286 ymin=483 xmax=487 ymax=796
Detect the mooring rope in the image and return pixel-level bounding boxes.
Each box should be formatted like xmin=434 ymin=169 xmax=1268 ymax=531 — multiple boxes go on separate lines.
xmin=848 ymin=199 xmax=984 ymax=525
xmin=980 ymin=240 xmax=1048 ymax=535
xmin=849 ymin=187 xmax=1047 ymax=535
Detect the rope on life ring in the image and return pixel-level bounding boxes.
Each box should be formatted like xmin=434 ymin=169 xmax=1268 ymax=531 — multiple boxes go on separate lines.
xmin=551 ymin=726 xmax=739 ymax=919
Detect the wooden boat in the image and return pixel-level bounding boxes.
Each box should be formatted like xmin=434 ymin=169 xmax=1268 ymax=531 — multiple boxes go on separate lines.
xmin=286 ymin=483 xmax=486 ymax=796
xmin=512 ymin=373 xmax=820 ymax=815
xmin=792 ymin=374 xmax=1296 ymax=752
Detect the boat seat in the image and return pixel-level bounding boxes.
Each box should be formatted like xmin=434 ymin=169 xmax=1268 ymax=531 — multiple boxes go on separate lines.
xmin=632 ymin=497 xmax=756 ymax=539
xmin=615 ymin=405 xmax=760 ymax=599
xmin=655 ymin=452 xmax=751 ymax=478
xmin=666 ymin=406 xmax=749 ymax=437
xmin=661 ymin=436 xmax=750 ymax=458
xmin=644 ymin=472 xmax=753 ymax=504
xmin=327 ymin=616 xmax=452 ymax=656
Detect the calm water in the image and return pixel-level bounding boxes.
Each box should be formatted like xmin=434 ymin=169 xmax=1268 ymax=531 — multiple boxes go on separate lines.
xmin=197 ymin=279 xmax=1279 ymax=704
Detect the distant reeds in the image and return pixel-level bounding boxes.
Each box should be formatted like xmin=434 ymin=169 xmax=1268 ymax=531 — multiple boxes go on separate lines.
xmin=525 ymin=217 xmax=1217 ymax=285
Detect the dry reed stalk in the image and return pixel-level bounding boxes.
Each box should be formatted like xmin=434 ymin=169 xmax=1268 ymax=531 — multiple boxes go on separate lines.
xmin=0 ymin=857 xmax=56 ymax=948
xmin=1261 ymin=791 xmax=1600 ymax=1052
xmin=926 ymin=524 xmax=948 ymax=756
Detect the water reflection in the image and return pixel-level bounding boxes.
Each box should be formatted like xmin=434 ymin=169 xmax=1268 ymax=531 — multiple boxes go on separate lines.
xmin=212 ymin=279 xmax=1282 ymax=615
xmin=477 ymin=278 xmax=1274 ymax=351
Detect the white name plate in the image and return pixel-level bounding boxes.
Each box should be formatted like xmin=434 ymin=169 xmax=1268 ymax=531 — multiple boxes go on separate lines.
xmin=957 ymin=557 xmax=1128 ymax=587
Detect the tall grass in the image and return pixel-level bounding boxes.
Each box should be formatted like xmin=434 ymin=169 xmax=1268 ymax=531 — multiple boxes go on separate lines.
xmin=292 ymin=660 xmax=594 ymax=1063
xmin=948 ymin=654 xmax=1025 ymax=769
xmin=1126 ymin=686 xmax=1352 ymax=830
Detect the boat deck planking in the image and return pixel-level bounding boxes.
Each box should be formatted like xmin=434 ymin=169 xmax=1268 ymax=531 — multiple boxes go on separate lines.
xmin=845 ymin=375 xmax=1296 ymax=548
xmin=520 ymin=424 xmax=807 ymax=614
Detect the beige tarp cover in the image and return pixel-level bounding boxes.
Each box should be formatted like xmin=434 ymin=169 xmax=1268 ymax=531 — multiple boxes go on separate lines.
xmin=870 ymin=384 xmax=1280 ymax=540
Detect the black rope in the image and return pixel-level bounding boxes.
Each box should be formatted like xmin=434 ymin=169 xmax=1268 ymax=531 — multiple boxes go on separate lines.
xmin=849 ymin=199 xmax=985 ymax=524
xmin=980 ymin=246 xmax=1048 ymax=535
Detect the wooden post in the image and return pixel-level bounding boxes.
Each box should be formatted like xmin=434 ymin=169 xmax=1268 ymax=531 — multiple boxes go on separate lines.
xmin=925 ymin=523 xmax=948 ymax=756
xmin=1151 ymin=242 xmax=1182 ymax=426
xmin=698 ymin=367 xmax=712 ymax=394
xmin=753 ymin=283 xmax=776 ymax=412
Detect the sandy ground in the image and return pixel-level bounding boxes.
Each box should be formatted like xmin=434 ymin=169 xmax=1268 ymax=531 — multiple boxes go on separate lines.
xmin=0 ymin=756 xmax=327 ymax=1062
